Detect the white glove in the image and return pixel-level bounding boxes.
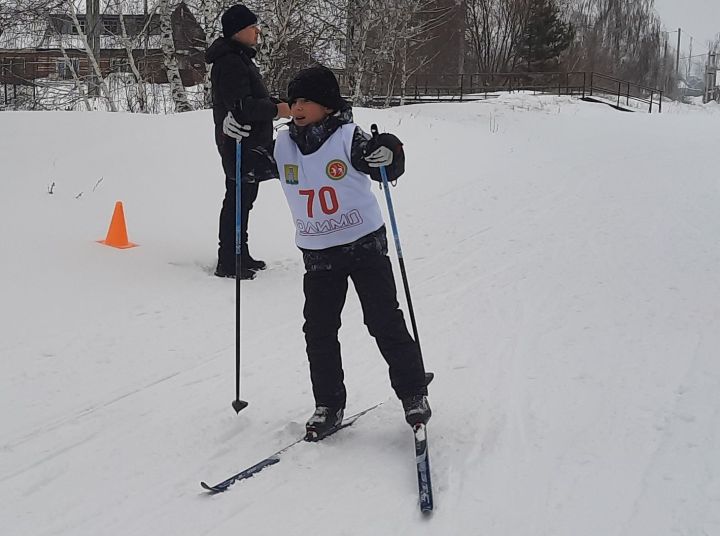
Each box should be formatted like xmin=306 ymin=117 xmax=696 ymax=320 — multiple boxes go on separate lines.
xmin=223 ymin=112 xmax=251 ymax=140
xmin=364 ymin=145 xmax=393 ymax=167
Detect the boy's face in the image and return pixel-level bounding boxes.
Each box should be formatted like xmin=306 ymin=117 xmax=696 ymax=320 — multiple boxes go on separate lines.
xmin=232 ymin=25 xmax=260 ymax=47
xmin=290 ymin=98 xmax=334 ymax=127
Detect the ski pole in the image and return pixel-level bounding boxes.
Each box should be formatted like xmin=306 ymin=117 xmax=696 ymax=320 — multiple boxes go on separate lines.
xmin=370 ymin=124 xmax=425 ymax=364
xmin=232 ymin=140 xmax=249 ymax=414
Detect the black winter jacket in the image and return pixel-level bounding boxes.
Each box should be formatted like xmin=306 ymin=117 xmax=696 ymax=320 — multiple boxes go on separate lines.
xmin=206 ymin=38 xmax=278 ymax=181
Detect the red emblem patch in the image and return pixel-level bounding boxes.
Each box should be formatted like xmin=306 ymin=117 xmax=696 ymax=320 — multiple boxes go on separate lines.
xmin=326 ymin=160 xmax=348 ymax=180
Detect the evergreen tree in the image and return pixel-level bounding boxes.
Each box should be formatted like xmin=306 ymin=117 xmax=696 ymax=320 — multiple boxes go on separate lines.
xmin=519 ymin=0 xmax=574 ymax=72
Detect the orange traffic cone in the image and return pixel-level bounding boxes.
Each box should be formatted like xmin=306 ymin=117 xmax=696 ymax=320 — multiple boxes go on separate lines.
xmin=98 ymin=201 xmax=137 ymax=249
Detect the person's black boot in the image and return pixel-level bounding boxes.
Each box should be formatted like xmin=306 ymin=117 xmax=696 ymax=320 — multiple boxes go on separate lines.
xmin=214 ymin=260 xmax=256 ymax=280
xmin=242 ymin=254 xmax=266 ymax=271
xmin=304 ymin=406 xmax=344 ymax=441
xmin=241 ymin=245 xmax=266 ymax=271
xmin=401 ymin=395 xmax=432 ymax=427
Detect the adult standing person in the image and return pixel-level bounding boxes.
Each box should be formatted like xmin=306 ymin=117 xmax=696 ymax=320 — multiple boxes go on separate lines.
xmin=206 ymin=4 xmax=291 ymax=279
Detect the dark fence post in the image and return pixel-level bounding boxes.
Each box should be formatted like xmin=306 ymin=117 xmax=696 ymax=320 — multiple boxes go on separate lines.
xmin=649 ymin=91 xmax=653 ymax=113
xmin=626 ymin=82 xmax=630 ymax=106
xmin=590 ymin=72 xmax=594 ymax=96
xmin=659 ymin=91 xmax=663 ymax=113
xmin=460 ymin=73 xmax=464 ymax=101
xmin=617 ymin=80 xmax=621 ymax=108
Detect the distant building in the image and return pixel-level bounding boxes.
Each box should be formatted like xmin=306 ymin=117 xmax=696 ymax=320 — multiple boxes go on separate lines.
xmin=0 ymin=2 xmax=205 ymax=87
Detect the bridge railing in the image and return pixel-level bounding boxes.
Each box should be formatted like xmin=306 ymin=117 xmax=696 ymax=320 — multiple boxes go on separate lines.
xmin=345 ymin=71 xmax=663 ymax=113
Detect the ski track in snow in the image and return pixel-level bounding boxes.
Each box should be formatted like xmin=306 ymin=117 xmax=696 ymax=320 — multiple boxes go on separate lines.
xmin=1 ymin=95 xmax=719 ymax=535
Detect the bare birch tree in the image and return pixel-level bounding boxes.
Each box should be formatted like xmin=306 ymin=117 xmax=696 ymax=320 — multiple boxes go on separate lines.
xmin=252 ymin=0 xmax=309 ymax=93
xmin=565 ymin=0 xmax=666 ymax=87
xmin=465 ymin=0 xmax=530 ymax=72
xmin=56 ymin=36 xmax=92 ymax=110
xmin=342 ymin=0 xmax=378 ymax=103
xmin=249 ymin=0 xmax=348 ymax=95
xmin=196 ymin=0 xmax=226 ymax=106
xmin=379 ymin=0 xmax=456 ymax=104
xmin=115 ymin=13 xmax=146 ymax=111
xmin=159 ymin=0 xmax=192 ymax=111
xmin=68 ymin=0 xmax=119 ymax=111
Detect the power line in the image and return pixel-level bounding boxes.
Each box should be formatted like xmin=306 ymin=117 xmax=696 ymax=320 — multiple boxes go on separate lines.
xmin=679 ymin=53 xmax=709 ymax=61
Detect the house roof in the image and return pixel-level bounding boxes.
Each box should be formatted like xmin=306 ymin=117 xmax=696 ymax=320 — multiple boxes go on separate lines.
xmin=0 ymin=20 xmax=162 ymax=51
xmin=0 ymin=3 xmax=201 ymax=51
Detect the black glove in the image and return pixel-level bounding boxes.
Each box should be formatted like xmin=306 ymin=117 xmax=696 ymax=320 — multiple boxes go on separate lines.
xmin=363 ymin=133 xmax=403 ymax=163
xmin=364 ymin=131 xmax=405 ymax=181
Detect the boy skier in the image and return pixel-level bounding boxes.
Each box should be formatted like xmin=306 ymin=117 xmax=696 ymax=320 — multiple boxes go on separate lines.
xmin=226 ymin=66 xmax=430 ymax=438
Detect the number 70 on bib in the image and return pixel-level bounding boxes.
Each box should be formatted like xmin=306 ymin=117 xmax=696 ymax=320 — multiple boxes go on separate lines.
xmin=299 ymin=187 xmax=339 ymax=218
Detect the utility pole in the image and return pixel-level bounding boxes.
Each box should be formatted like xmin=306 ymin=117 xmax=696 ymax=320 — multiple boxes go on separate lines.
xmin=344 ymin=0 xmax=355 ymax=96
xmin=705 ymin=50 xmax=718 ymax=103
xmin=86 ymin=0 xmax=101 ymax=97
xmin=144 ymin=0 xmax=150 ymax=52
xmin=457 ymin=0 xmax=466 ymax=77
xmin=661 ymin=35 xmax=668 ymax=91
xmin=675 ymin=28 xmax=681 ymax=79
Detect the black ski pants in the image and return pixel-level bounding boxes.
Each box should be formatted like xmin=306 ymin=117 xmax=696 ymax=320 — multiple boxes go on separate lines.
xmin=301 ymin=227 xmax=428 ymax=409
xmin=218 ymin=177 xmax=259 ymax=265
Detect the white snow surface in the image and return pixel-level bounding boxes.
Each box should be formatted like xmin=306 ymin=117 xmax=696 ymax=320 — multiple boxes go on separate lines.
xmin=1 ymin=94 xmax=719 ymax=535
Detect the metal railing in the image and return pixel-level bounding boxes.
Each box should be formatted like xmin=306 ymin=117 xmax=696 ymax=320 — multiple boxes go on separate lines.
xmin=587 ymin=72 xmax=662 ymax=113
xmin=354 ymin=71 xmax=663 ymax=113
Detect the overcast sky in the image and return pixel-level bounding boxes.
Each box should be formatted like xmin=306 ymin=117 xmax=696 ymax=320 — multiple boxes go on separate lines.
xmin=654 ymin=0 xmax=720 ymax=50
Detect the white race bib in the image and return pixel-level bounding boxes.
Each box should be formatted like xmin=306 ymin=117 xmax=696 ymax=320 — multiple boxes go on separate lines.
xmin=274 ymin=124 xmax=384 ymax=250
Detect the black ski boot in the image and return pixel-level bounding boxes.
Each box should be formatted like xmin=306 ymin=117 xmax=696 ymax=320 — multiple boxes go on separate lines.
xmin=402 ymin=395 xmax=431 ymax=427
xmin=305 ymin=406 xmax=344 ymax=441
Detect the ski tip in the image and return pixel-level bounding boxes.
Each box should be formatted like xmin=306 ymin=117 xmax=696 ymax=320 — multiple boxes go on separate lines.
xmin=201 ymin=481 xmax=229 ymax=494
xmin=421 ymin=506 xmax=434 ymax=515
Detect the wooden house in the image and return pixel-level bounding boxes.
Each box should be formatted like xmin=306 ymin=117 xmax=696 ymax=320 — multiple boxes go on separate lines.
xmin=0 ymin=2 xmax=206 ymax=87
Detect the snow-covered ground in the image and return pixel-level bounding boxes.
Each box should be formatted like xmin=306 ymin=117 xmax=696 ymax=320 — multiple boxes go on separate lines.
xmin=1 ymin=94 xmax=719 ymax=536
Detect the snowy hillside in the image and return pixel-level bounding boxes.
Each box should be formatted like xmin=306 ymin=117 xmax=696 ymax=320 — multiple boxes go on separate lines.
xmin=1 ymin=95 xmax=719 ymax=536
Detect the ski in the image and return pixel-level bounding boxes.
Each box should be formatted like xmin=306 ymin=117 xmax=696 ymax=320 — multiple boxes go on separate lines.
xmin=414 ymin=423 xmax=433 ymax=513
xmin=201 ymin=403 xmax=382 ymax=494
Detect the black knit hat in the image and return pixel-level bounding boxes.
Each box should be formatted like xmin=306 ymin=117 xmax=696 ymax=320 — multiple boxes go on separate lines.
xmin=287 ymin=66 xmax=348 ymax=111
xmin=221 ymin=5 xmax=258 ymax=38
